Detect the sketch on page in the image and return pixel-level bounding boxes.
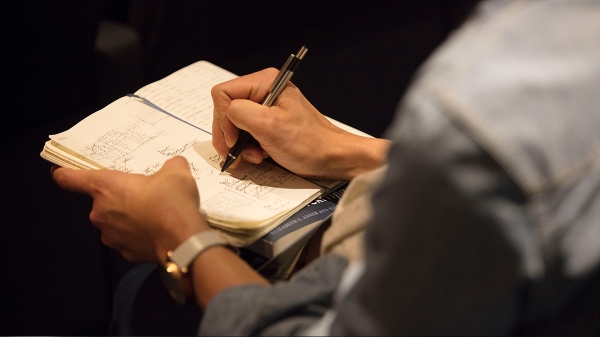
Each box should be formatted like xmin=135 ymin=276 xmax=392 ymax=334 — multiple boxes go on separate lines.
xmin=134 ymin=61 xmax=237 ymax=132
xmin=50 ymin=97 xmax=208 ymax=174
xmin=50 ymin=99 xmax=319 ymax=226
xmin=186 ymin=141 xmax=320 ymax=225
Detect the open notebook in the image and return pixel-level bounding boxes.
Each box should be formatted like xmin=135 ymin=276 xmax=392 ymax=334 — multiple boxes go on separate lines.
xmin=41 ymin=61 xmax=326 ymax=247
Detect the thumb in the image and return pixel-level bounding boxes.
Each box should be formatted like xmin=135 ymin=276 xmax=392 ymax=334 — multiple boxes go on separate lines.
xmin=159 ymin=156 xmax=191 ymax=173
xmin=52 ymin=167 xmax=102 ymax=195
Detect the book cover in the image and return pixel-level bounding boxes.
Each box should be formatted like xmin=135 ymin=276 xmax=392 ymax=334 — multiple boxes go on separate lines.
xmin=246 ymin=196 xmax=338 ymax=259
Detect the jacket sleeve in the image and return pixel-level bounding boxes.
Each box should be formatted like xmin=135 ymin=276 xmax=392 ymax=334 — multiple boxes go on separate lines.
xmin=331 ymin=88 xmax=532 ymax=335
xmin=198 ymin=254 xmax=348 ymax=336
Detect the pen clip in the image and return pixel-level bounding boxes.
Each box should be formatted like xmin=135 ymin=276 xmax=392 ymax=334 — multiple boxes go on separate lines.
xmin=268 ymin=54 xmax=294 ymax=94
xmin=264 ymin=46 xmax=308 ymax=105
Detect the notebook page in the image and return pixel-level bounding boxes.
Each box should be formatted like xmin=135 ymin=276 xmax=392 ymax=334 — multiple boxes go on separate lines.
xmin=49 ymin=74 xmax=320 ymax=228
xmin=134 ymin=60 xmax=237 ymax=132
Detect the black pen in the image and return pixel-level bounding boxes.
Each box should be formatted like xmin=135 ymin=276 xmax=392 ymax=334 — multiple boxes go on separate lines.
xmin=221 ymin=45 xmax=308 ymax=172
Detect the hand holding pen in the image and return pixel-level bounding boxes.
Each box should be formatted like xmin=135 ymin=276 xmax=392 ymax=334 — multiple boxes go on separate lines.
xmin=211 ymin=47 xmax=389 ymax=180
xmin=220 ymin=46 xmax=308 ymax=172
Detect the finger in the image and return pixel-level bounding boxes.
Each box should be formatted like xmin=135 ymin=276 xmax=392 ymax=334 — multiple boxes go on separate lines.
xmin=224 ymin=142 xmax=268 ymax=169
xmin=211 ymin=68 xmax=280 ymax=156
xmin=99 ymin=230 xmax=119 ymax=250
xmin=119 ymin=249 xmax=146 ymax=263
xmin=212 ymin=110 xmax=229 ymax=156
xmin=226 ymin=99 xmax=274 ymax=141
xmin=50 ymin=165 xmax=60 ymax=175
xmin=241 ymin=143 xmax=266 ymax=165
xmin=88 ymin=206 xmax=111 ymax=231
xmin=52 ymin=167 xmax=101 ymax=195
xmin=211 ymin=68 xmax=279 ymax=107
xmin=158 ymin=157 xmax=199 ymax=199
xmin=212 ymin=129 xmax=229 ymax=157
xmin=160 ymin=156 xmax=190 ymax=172
xmin=218 ymin=112 xmax=239 ymax=148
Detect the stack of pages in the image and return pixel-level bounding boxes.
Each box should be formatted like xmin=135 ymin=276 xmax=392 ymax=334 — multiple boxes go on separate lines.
xmin=41 ymin=61 xmax=323 ymax=247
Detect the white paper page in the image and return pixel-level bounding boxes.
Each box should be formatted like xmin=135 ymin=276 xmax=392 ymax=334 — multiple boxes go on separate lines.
xmin=49 ymin=68 xmax=320 ymax=228
xmin=134 ymin=60 xmax=237 ymax=132
xmin=42 ymin=140 xmax=100 ymax=170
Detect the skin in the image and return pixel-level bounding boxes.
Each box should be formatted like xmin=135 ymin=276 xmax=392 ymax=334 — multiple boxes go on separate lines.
xmin=212 ymin=68 xmax=390 ymax=181
xmin=52 ymin=157 xmax=269 ymax=308
xmin=52 ymin=68 xmax=390 ymax=308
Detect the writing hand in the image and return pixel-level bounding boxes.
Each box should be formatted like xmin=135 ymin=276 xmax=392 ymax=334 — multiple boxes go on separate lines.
xmin=52 ymin=156 xmax=210 ymax=263
xmin=212 ymin=68 xmax=390 ymax=181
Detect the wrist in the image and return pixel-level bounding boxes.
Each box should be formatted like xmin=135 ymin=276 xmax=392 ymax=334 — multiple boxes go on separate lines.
xmin=157 ymin=209 xmax=212 ymax=263
xmin=159 ymin=229 xmax=236 ymax=305
xmin=326 ymin=132 xmax=390 ymax=181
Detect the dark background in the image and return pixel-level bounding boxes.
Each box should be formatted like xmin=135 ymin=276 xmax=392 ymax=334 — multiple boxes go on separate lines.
xmin=0 ymin=1 xmax=478 ymax=335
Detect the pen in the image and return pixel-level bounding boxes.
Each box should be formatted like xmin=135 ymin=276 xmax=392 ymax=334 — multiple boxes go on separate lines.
xmin=221 ymin=45 xmax=308 ymax=172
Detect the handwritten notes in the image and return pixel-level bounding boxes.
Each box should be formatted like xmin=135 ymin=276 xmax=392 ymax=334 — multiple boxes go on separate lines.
xmin=135 ymin=61 xmax=237 ymax=132
xmin=46 ymin=61 xmax=321 ymax=245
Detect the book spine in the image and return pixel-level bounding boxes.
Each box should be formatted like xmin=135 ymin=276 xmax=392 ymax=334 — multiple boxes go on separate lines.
xmin=262 ymin=198 xmax=337 ymax=243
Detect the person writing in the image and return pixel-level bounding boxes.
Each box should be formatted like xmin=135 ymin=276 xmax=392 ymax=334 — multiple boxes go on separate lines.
xmin=52 ymin=0 xmax=600 ymax=335
xmin=211 ymin=66 xmax=391 ymax=181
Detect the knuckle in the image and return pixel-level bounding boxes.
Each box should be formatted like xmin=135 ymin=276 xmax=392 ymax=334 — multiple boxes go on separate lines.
xmin=89 ymin=210 xmax=103 ymax=227
xmin=88 ymin=177 xmax=107 ymax=196
xmin=120 ymin=250 xmax=136 ymax=262
xmin=265 ymin=67 xmax=279 ymax=77
xmin=219 ymin=111 xmax=233 ymax=128
xmin=261 ymin=111 xmax=277 ymax=130
xmin=100 ymin=233 xmax=116 ymax=249
xmin=210 ymin=83 xmax=222 ymax=99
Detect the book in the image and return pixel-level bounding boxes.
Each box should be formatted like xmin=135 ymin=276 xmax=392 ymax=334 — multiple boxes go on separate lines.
xmin=41 ymin=60 xmax=325 ymax=247
xmin=246 ymin=194 xmax=338 ymax=258
xmin=252 ymin=196 xmax=338 ymax=280
xmin=240 ymin=186 xmax=345 ymax=279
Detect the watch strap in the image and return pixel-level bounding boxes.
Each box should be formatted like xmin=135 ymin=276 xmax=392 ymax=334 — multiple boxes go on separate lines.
xmin=168 ymin=230 xmax=228 ymax=272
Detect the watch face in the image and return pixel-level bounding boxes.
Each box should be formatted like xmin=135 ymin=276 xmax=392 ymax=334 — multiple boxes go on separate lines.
xmin=158 ymin=262 xmax=189 ymax=305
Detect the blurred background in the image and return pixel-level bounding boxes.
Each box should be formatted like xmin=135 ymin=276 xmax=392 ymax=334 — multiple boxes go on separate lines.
xmin=0 ymin=0 xmax=478 ymax=334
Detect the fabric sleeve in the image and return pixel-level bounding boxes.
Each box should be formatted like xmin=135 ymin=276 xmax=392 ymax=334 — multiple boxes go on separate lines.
xmin=198 ymin=254 xmax=348 ymax=336
xmin=330 ymin=87 xmax=533 ymax=335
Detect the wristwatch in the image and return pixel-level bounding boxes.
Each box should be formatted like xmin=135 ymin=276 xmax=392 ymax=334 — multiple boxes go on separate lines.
xmin=158 ymin=230 xmax=231 ymax=305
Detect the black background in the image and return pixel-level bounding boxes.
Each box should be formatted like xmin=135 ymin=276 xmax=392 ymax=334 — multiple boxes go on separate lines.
xmin=0 ymin=1 xmax=477 ymax=334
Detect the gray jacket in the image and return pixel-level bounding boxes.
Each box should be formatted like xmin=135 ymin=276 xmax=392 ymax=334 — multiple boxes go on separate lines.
xmin=200 ymin=1 xmax=600 ymax=335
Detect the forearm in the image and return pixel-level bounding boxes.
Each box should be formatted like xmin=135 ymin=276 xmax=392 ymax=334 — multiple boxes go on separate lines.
xmin=153 ymin=191 xmax=271 ymax=310
xmin=322 ymin=131 xmax=391 ymax=181
xmin=190 ymin=245 xmax=271 ymax=309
